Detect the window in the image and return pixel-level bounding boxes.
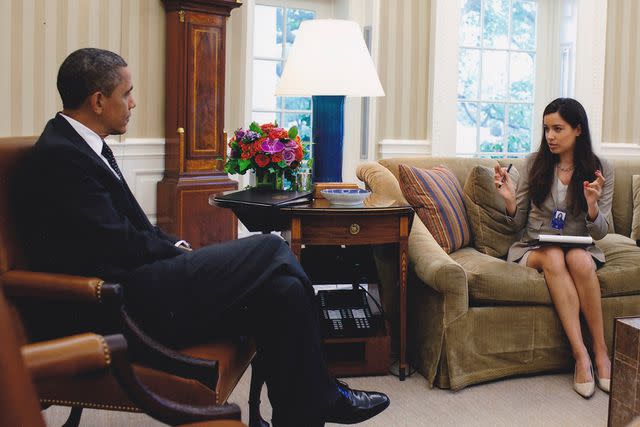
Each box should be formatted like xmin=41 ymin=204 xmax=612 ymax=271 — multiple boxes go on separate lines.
xmin=456 ymin=0 xmax=538 ymax=157
xmin=251 ymin=4 xmax=315 ymax=142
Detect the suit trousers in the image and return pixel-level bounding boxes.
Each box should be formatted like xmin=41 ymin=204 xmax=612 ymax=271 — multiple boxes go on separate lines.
xmin=123 ymin=234 xmax=338 ymax=426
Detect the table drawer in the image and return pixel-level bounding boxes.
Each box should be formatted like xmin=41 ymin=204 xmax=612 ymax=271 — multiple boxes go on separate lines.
xmin=300 ymin=215 xmax=400 ymax=245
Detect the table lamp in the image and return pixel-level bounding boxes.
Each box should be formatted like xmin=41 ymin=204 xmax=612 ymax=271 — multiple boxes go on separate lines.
xmin=275 ymin=19 xmax=385 ymax=182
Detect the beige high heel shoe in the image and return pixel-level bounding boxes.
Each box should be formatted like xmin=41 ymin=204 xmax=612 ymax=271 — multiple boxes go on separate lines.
xmin=597 ymin=374 xmax=610 ymax=393
xmin=573 ymin=363 xmax=595 ymax=399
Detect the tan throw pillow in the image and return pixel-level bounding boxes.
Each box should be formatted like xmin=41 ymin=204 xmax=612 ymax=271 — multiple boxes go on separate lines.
xmin=462 ymin=165 xmax=520 ymax=258
xmin=398 ymin=164 xmax=472 ymax=254
xmin=631 ymin=175 xmax=640 ymax=241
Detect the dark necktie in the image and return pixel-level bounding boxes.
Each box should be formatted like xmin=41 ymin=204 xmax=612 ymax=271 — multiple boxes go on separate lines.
xmin=100 ymin=139 xmax=152 ymax=230
xmin=101 ymin=139 xmax=124 ymax=181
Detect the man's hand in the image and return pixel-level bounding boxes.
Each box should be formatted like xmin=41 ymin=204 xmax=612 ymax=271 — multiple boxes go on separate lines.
xmin=175 ymin=240 xmax=193 ymax=252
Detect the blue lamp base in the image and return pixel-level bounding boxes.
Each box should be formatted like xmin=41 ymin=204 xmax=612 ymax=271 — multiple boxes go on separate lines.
xmin=311 ymin=95 xmax=345 ymax=182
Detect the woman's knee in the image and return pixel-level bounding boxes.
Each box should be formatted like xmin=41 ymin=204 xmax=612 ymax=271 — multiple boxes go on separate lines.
xmin=565 ymin=249 xmax=596 ymax=278
xmin=533 ymin=247 xmax=567 ymax=274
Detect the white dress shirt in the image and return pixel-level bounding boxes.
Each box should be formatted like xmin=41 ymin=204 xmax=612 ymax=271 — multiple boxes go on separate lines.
xmin=59 ymin=113 xmax=121 ymax=180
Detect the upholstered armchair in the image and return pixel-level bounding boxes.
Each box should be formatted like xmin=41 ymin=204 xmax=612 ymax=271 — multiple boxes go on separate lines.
xmin=0 ymin=284 xmax=247 ymax=427
xmin=0 ymin=138 xmax=256 ymax=426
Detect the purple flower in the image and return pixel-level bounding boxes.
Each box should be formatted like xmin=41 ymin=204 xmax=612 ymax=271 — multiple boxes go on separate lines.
xmin=261 ymin=138 xmax=285 ymax=154
xmin=230 ymin=148 xmax=239 ymax=158
xmin=234 ymin=129 xmax=246 ymax=140
xmin=284 ymin=140 xmax=297 ymax=149
xmin=244 ymin=131 xmax=260 ymax=141
xmin=282 ymin=149 xmax=296 ymax=165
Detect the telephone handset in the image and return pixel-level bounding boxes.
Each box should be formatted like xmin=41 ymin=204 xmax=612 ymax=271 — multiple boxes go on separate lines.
xmin=318 ymin=289 xmax=378 ymax=338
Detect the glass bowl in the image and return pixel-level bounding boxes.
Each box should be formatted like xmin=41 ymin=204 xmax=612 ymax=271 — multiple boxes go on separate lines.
xmin=320 ymin=188 xmax=371 ymax=206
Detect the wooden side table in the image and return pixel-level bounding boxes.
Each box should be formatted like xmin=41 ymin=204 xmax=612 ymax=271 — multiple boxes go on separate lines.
xmin=609 ymin=316 xmax=640 ymax=427
xmin=284 ymin=199 xmax=413 ymax=380
xmin=211 ymin=193 xmax=413 ymax=380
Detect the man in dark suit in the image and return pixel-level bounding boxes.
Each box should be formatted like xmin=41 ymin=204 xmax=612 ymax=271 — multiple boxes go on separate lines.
xmin=19 ymin=48 xmax=389 ymax=426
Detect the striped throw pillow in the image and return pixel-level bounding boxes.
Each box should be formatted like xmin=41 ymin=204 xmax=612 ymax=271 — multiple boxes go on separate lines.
xmin=399 ymin=164 xmax=471 ymax=254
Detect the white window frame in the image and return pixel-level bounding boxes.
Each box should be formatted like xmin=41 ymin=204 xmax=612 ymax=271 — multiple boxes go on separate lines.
xmin=456 ymin=0 xmax=539 ymax=158
xmin=428 ymin=0 xmax=607 ymax=157
xmin=244 ymin=0 xmax=334 ymax=130
xmin=250 ymin=3 xmax=316 ymax=129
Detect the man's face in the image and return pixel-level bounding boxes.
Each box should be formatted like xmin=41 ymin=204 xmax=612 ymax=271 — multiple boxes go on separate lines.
xmin=99 ymin=67 xmax=136 ymax=136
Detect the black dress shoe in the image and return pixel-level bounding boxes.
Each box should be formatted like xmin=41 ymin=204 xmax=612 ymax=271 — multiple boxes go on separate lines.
xmin=324 ymin=381 xmax=390 ymax=424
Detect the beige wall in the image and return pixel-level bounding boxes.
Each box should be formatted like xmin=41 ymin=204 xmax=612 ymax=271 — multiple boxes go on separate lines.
xmin=2 ymin=0 xmax=638 ymax=146
xmin=0 ymin=0 xmax=165 ymax=138
xmin=603 ymin=0 xmax=640 ymax=144
xmin=375 ymin=0 xmax=430 ymax=141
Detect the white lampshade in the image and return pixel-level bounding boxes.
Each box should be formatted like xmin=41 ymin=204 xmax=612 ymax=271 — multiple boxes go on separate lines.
xmin=275 ymin=19 xmax=385 ymax=97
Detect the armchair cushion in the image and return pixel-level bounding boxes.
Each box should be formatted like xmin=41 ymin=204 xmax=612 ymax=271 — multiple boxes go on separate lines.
xmin=450 ymin=247 xmax=550 ymax=305
xmin=595 ymin=233 xmax=640 ymax=297
xmin=462 ymin=165 xmax=521 ymax=258
xmin=399 ymin=164 xmax=471 ymax=254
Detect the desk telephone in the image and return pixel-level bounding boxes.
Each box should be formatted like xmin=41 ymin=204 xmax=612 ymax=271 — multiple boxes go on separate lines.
xmin=318 ymin=289 xmax=379 ymax=338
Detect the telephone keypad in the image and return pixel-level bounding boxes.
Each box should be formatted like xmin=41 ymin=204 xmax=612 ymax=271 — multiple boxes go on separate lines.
xmin=318 ymin=290 xmax=377 ymax=338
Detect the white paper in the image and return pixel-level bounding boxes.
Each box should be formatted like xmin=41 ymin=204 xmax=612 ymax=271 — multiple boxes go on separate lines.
xmin=538 ymin=234 xmax=593 ymax=245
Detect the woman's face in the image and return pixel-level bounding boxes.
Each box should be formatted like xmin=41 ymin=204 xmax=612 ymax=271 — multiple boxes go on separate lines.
xmin=543 ymin=112 xmax=581 ymax=157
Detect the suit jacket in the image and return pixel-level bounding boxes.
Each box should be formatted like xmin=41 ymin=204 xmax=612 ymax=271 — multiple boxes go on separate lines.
xmin=506 ymin=154 xmax=614 ymax=264
xmin=18 ymin=114 xmax=183 ymax=281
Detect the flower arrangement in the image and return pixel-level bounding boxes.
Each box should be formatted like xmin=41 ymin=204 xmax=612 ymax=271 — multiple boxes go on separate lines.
xmin=224 ymin=122 xmax=308 ymax=188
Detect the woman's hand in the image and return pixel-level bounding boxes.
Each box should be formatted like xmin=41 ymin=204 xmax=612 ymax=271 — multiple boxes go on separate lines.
xmin=584 ymin=169 xmax=605 ymax=220
xmin=494 ymin=163 xmax=516 ymax=216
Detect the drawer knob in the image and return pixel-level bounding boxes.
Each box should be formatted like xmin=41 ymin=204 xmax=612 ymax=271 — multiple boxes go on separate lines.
xmin=349 ymin=223 xmax=360 ymax=235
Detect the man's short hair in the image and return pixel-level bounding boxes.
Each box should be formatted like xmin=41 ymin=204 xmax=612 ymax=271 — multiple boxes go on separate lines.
xmin=57 ymin=48 xmax=128 ymax=109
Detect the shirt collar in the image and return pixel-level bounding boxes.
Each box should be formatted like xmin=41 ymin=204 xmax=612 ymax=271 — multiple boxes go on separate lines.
xmin=59 ymin=113 xmax=104 ymax=158
xmin=59 ymin=113 xmax=121 ymax=180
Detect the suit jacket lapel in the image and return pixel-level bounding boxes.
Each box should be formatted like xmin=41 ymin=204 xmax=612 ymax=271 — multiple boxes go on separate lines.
xmin=52 ymin=114 xmax=153 ymax=231
xmin=52 ymin=114 xmax=122 ymax=185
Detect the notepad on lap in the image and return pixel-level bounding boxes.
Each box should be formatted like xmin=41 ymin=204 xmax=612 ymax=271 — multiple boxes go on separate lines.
xmin=538 ymin=234 xmax=593 ymax=245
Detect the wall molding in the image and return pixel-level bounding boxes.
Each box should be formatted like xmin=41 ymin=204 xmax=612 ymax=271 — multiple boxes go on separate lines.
xmin=378 ymin=139 xmax=432 ymax=158
xmin=600 ymin=142 xmax=640 ymax=158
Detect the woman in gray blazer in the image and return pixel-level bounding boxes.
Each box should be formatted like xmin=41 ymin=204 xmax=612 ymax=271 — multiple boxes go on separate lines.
xmin=494 ymin=98 xmax=613 ymax=399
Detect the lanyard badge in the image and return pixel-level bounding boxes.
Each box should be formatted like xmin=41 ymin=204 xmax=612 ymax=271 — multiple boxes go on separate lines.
xmin=551 ymin=209 xmax=567 ymax=230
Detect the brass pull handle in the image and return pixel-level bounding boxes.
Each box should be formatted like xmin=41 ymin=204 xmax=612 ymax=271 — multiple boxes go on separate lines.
xmin=177 ymin=127 xmax=185 ymax=174
xmin=349 ymin=223 xmax=360 ymax=235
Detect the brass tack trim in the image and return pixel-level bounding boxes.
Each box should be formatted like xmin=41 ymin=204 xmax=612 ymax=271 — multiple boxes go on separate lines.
xmin=95 ymin=280 xmax=104 ymax=302
xmin=98 ymin=336 xmax=111 ymax=366
xmin=40 ymin=398 xmax=140 ymax=412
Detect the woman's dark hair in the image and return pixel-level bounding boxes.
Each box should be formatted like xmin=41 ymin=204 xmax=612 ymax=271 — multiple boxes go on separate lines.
xmin=529 ymin=97 xmax=601 ymax=215
xmin=57 ymin=48 xmax=128 ymax=109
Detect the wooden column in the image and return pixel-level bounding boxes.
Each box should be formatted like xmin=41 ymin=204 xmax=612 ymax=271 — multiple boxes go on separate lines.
xmin=157 ymin=0 xmax=241 ymax=248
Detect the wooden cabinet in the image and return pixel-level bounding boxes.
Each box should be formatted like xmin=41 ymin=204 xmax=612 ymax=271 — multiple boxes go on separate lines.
xmin=157 ymin=0 xmax=241 ymax=248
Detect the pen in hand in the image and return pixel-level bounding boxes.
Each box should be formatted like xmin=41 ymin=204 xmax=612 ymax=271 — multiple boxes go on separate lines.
xmin=498 ymin=163 xmax=513 ymax=189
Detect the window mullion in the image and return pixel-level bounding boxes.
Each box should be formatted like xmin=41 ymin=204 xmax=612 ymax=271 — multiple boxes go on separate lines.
xmin=477 ymin=0 xmax=485 ymax=155
xmin=504 ymin=0 xmax=512 ymax=158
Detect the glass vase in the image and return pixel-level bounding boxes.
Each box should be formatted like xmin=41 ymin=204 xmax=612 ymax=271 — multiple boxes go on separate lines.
xmin=254 ymin=169 xmax=284 ymax=190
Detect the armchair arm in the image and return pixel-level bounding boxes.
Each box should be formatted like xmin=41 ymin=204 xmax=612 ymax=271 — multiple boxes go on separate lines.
xmin=1 ymin=270 xmax=121 ymax=304
xmin=3 ymin=270 xmax=220 ymax=391
xmin=22 ymin=333 xmax=111 ymax=380
xmin=356 ymin=162 xmax=406 ymax=203
xmin=408 ymin=218 xmax=469 ymax=324
xmin=23 ymin=333 xmax=241 ymax=425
